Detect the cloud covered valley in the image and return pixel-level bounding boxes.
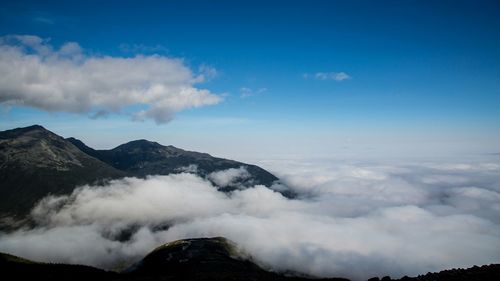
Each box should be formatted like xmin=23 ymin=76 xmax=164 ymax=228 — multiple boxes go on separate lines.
xmin=0 ymin=158 xmax=499 ymax=280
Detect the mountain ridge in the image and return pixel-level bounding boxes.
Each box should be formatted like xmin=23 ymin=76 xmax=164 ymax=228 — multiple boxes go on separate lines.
xmin=0 ymin=125 xmax=284 ymax=221
xmin=66 ymin=135 xmax=280 ymax=191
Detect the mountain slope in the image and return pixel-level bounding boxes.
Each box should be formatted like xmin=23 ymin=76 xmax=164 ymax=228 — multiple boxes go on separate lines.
xmin=67 ymin=138 xmax=280 ymax=192
xmin=125 ymin=237 xmax=277 ymax=280
xmin=0 ymin=252 xmax=119 ymax=281
xmin=0 ymin=125 xmax=125 ymax=219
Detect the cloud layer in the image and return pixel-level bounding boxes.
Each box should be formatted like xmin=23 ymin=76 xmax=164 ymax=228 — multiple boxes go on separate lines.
xmin=0 ymin=159 xmax=499 ymax=280
xmin=0 ymin=35 xmax=221 ymax=124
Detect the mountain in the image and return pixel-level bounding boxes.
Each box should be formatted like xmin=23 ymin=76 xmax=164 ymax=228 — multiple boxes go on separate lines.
xmin=66 ymin=137 xmax=280 ymax=192
xmin=125 ymin=236 xmax=284 ymax=280
xmin=0 ymin=125 xmax=125 ymax=220
xmin=0 ymin=125 xmax=284 ymax=222
xmin=1 ymin=237 xmax=499 ymax=281
xmin=124 ymin=237 xmax=348 ymax=281
xmin=0 ymin=237 xmax=349 ymax=281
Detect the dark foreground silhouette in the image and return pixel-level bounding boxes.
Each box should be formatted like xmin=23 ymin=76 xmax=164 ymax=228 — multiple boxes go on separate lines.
xmin=1 ymin=237 xmax=498 ymax=281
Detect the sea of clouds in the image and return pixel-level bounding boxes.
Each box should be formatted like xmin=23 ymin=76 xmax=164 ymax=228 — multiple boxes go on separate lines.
xmin=0 ymin=157 xmax=499 ymax=280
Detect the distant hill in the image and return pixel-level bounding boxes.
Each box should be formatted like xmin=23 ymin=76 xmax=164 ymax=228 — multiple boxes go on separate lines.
xmin=1 ymin=237 xmax=499 ymax=281
xmin=0 ymin=125 xmax=284 ymax=222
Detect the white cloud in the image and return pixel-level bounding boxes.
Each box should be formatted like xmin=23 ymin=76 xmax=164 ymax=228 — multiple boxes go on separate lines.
xmin=175 ymin=164 xmax=199 ymax=173
xmin=30 ymin=174 xmax=233 ymax=227
xmin=239 ymin=87 xmax=267 ymax=98
xmin=303 ymin=72 xmax=351 ymax=81
xmin=208 ymin=166 xmax=251 ymax=187
xmin=198 ymin=64 xmax=218 ymax=81
xmin=0 ymin=160 xmax=499 ymax=280
xmin=0 ymin=35 xmax=222 ymax=124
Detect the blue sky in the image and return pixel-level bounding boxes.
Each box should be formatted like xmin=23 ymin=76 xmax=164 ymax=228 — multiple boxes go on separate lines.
xmin=1 ymin=0 xmax=499 ymax=159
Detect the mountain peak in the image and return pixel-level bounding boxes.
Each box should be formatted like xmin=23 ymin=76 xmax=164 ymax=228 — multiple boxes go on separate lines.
xmin=0 ymin=125 xmax=124 ymax=217
xmin=126 ymin=236 xmax=349 ymax=280
xmin=150 ymin=237 xmax=236 ymax=258
xmin=22 ymin=124 xmax=46 ymax=131
xmin=126 ymin=237 xmax=267 ymax=278
xmin=115 ymin=139 xmax=165 ymax=150
xmin=0 ymin=124 xmax=48 ymax=139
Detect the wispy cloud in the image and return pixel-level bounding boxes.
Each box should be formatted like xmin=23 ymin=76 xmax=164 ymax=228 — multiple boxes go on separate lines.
xmin=240 ymin=87 xmax=267 ymax=98
xmin=29 ymin=10 xmax=56 ymax=25
xmin=303 ymin=71 xmax=351 ymax=81
xmin=33 ymin=16 xmax=55 ymax=25
xmin=118 ymin=43 xmax=168 ymax=54
xmin=0 ymin=35 xmax=222 ymax=124
xmin=198 ymin=64 xmax=218 ymax=81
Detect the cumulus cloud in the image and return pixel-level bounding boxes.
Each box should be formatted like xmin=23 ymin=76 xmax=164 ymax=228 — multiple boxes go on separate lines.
xmin=0 ymin=35 xmax=222 ymax=124
xmin=303 ymin=72 xmax=351 ymax=81
xmin=1 ymin=160 xmax=500 ymax=280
